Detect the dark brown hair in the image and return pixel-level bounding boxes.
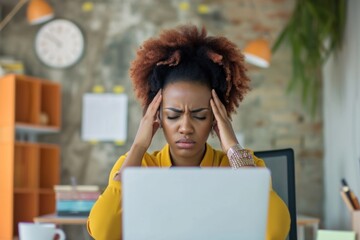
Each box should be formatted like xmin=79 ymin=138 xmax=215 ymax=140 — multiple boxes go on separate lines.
xmin=130 ymin=24 xmax=250 ymax=116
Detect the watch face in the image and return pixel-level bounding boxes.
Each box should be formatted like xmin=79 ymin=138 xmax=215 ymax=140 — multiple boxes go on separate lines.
xmin=35 ymin=19 xmax=85 ymax=68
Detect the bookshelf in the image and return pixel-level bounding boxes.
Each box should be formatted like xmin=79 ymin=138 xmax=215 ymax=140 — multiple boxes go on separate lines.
xmin=0 ymin=74 xmax=61 ymax=239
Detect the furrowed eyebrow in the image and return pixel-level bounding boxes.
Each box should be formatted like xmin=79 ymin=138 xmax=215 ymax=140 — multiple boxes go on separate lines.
xmin=190 ymin=108 xmax=210 ymax=113
xmin=164 ymin=108 xmax=183 ymax=113
xmin=164 ymin=107 xmax=210 ymax=113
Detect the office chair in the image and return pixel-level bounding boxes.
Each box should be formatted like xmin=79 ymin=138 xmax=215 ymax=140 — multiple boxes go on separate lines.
xmin=254 ymin=148 xmax=297 ymax=240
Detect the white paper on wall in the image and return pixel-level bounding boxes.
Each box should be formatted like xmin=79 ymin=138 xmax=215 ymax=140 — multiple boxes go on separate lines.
xmin=81 ymin=93 xmax=128 ymax=143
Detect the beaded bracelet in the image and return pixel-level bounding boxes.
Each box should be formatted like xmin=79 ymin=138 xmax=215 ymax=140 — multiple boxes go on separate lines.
xmin=227 ymin=144 xmax=255 ymax=168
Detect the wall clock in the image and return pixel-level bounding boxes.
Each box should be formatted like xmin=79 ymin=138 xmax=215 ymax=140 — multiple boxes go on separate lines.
xmin=35 ymin=19 xmax=85 ymax=69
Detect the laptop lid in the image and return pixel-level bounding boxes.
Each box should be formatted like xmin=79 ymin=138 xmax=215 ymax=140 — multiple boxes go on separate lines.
xmin=122 ymin=168 xmax=270 ymax=240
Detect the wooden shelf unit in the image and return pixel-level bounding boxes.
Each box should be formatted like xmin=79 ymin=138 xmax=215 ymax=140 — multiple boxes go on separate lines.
xmin=0 ymin=74 xmax=61 ymax=240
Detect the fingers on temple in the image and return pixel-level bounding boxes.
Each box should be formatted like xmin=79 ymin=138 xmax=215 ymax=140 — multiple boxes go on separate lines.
xmin=211 ymin=90 xmax=227 ymax=117
xmin=210 ymin=99 xmax=219 ymax=117
xmin=148 ymin=90 xmax=162 ymax=115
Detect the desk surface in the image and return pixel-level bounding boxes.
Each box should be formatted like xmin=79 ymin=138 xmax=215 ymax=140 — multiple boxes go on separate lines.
xmin=297 ymin=214 xmax=320 ymax=226
xmin=34 ymin=214 xmax=88 ymax=225
xmin=34 ymin=213 xmax=319 ymax=226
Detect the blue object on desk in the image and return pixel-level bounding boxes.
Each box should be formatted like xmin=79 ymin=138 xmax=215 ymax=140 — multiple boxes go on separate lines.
xmin=56 ymin=200 xmax=96 ymax=216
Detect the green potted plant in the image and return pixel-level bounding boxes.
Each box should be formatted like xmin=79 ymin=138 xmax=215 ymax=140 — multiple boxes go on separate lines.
xmin=272 ymin=0 xmax=347 ymax=116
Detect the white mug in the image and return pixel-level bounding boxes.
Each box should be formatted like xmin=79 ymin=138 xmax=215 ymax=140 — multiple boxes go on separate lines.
xmin=18 ymin=222 xmax=66 ymax=240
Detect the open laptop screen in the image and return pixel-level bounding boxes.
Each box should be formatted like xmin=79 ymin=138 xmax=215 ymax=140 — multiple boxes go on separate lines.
xmin=122 ymin=168 xmax=270 ymax=240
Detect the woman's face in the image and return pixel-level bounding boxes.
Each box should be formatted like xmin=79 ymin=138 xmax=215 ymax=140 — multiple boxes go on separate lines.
xmin=161 ymin=81 xmax=213 ymax=166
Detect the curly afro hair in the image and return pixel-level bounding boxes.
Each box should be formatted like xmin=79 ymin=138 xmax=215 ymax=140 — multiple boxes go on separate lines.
xmin=129 ymin=24 xmax=250 ymax=116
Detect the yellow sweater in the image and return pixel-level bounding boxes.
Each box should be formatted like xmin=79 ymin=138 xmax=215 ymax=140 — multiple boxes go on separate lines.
xmin=87 ymin=143 xmax=290 ymax=240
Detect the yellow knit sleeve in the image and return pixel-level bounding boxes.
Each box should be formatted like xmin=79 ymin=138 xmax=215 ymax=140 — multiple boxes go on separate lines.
xmin=253 ymin=155 xmax=291 ymax=240
xmin=266 ymin=189 xmax=291 ymax=240
xmin=87 ymin=151 xmax=158 ymax=240
xmin=87 ymin=155 xmax=126 ymax=240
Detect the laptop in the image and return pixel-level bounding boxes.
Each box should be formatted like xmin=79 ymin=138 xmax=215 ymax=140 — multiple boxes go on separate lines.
xmin=122 ymin=168 xmax=270 ymax=240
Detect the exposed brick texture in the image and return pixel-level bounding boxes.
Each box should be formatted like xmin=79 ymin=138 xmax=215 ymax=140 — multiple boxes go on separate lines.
xmin=0 ymin=0 xmax=323 ymax=238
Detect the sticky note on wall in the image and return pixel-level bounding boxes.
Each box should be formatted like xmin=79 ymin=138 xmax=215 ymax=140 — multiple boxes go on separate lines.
xmin=82 ymin=93 xmax=128 ymax=143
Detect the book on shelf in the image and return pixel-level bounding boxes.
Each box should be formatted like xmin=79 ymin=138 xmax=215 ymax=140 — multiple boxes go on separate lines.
xmin=56 ymin=191 xmax=100 ymax=200
xmin=0 ymin=57 xmax=25 ymax=76
xmin=56 ymin=199 xmax=96 ymax=216
xmin=54 ymin=185 xmax=100 ymax=192
xmin=54 ymin=185 xmax=100 ymax=217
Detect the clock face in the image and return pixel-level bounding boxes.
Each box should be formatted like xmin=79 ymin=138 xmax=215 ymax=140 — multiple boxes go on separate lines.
xmin=35 ymin=19 xmax=85 ymax=68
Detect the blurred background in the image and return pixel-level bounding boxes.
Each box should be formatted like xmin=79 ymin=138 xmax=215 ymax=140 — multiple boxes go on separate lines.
xmin=0 ymin=0 xmax=359 ymax=239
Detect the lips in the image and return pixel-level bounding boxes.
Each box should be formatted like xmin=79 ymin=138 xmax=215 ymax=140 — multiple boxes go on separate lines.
xmin=176 ymin=138 xmax=196 ymax=149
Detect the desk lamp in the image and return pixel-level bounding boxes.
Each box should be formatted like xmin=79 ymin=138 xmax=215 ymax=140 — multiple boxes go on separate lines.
xmin=0 ymin=0 xmax=54 ymax=31
xmin=243 ymin=38 xmax=271 ymax=68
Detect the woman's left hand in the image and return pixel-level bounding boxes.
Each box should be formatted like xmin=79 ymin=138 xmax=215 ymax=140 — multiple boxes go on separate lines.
xmin=210 ymin=89 xmax=239 ymax=153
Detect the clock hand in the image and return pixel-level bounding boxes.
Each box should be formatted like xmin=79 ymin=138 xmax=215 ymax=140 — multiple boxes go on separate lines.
xmin=44 ymin=33 xmax=62 ymax=48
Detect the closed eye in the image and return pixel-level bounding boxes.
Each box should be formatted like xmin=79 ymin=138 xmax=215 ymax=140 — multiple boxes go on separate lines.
xmin=167 ymin=116 xmax=180 ymax=120
xmin=193 ymin=116 xmax=206 ymax=120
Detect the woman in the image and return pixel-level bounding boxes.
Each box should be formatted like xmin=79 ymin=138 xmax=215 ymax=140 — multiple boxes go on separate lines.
xmin=87 ymin=24 xmax=290 ymax=240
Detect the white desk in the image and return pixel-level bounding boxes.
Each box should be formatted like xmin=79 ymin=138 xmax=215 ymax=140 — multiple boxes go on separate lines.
xmin=34 ymin=214 xmax=90 ymax=240
xmin=34 ymin=213 xmax=320 ymax=240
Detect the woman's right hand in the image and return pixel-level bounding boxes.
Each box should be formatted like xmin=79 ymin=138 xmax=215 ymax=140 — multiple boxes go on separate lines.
xmin=115 ymin=90 xmax=162 ymax=181
xmin=133 ymin=90 xmax=162 ymax=150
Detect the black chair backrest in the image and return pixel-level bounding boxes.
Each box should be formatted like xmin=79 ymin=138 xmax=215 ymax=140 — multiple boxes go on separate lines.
xmin=254 ymin=148 xmax=297 ymax=240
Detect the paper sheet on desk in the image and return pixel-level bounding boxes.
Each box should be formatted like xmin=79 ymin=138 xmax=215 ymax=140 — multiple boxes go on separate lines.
xmin=317 ymin=230 xmax=355 ymax=240
xmin=82 ymin=93 xmax=128 ymax=142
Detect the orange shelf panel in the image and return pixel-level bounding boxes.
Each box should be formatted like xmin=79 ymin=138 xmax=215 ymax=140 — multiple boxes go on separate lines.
xmin=39 ymin=144 xmax=60 ymax=189
xmin=0 ymin=143 xmax=14 ymax=240
xmin=0 ymin=75 xmax=15 ymax=128
xmin=41 ymin=82 xmax=61 ymax=128
xmin=13 ymin=192 xmax=37 ymax=236
xmin=39 ymin=192 xmax=56 ymax=216
xmin=39 ymin=189 xmax=55 ymax=194
xmin=14 ymin=188 xmax=36 ymax=194
xmin=0 ymin=74 xmax=61 ymax=240
xmin=15 ymin=78 xmax=40 ymax=125
xmin=14 ymin=143 xmax=38 ymax=189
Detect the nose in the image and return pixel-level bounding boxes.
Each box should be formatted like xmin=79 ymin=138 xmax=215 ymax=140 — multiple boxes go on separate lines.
xmin=179 ymin=115 xmax=194 ymax=135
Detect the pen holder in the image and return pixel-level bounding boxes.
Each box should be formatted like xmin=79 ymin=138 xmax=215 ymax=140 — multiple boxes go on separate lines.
xmin=352 ymin=211 xmax=360 ymax=239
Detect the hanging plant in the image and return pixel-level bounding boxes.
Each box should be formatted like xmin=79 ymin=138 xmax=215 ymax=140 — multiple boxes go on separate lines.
xmin=272 ymin=0 xmax=347 ymax=116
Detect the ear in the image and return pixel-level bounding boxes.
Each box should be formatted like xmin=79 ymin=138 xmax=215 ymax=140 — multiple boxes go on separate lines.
xmin=212 ymin=119 xmax=217 ymax=128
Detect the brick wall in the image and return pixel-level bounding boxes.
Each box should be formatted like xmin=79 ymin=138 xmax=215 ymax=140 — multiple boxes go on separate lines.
xmin=0 ymin=0 xmax=323 ymax=238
